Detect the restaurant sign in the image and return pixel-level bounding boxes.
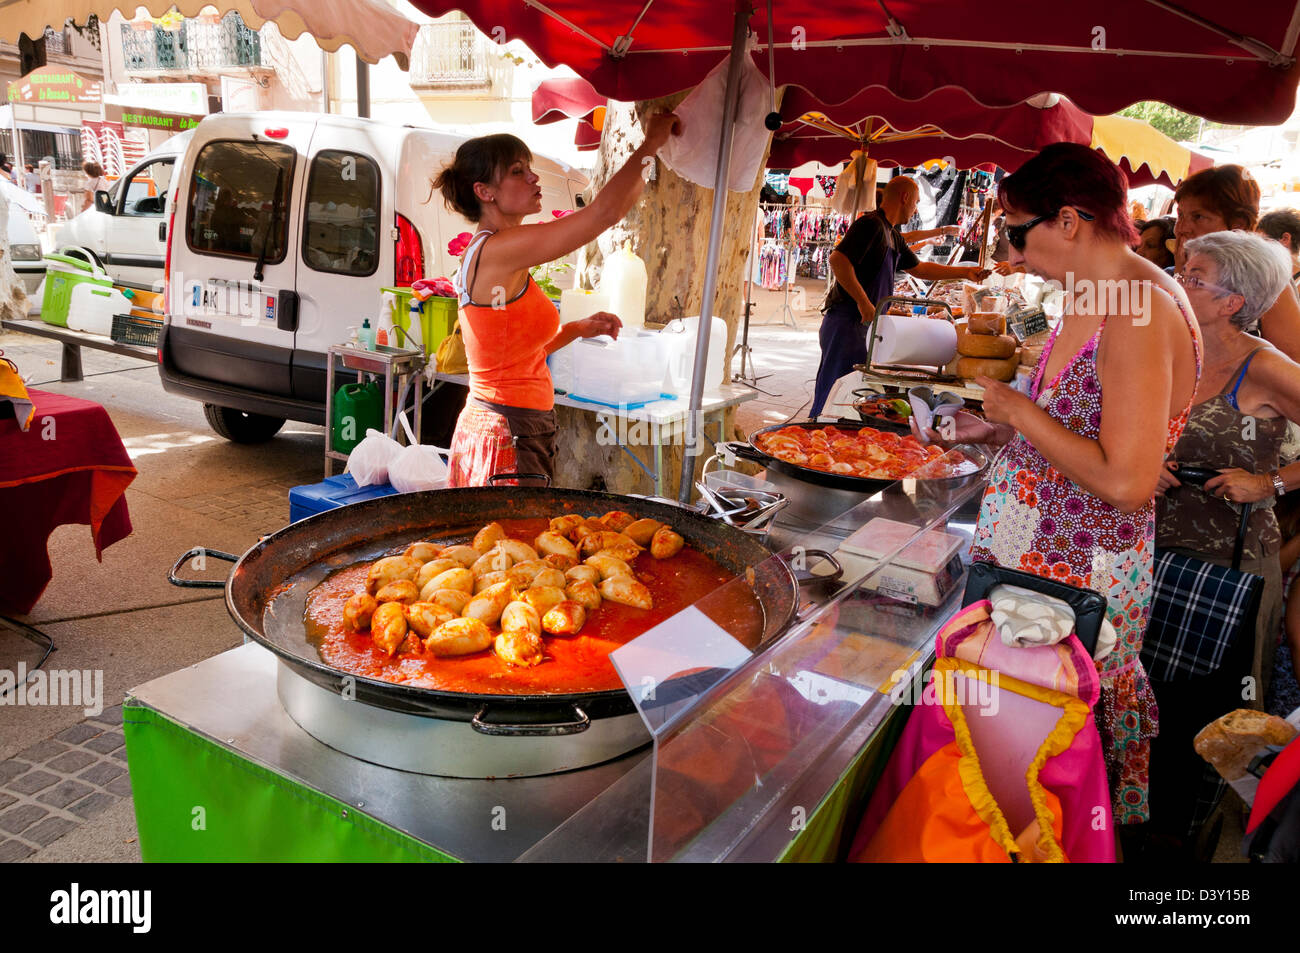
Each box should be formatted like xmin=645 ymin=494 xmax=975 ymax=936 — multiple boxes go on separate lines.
xmin=7 ymin=66 xmax=102 ymax=104
xmin=104 ymin=104 xmax=203 ymax=134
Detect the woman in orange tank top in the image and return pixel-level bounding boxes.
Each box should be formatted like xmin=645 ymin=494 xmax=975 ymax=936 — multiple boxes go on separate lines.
xmin=432 ymin=114 xmax=681 ymax=486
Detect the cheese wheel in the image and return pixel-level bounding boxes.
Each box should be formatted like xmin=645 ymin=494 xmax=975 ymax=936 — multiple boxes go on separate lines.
xmin=1019 ymin=344 xmax=1044 ymax=367
xmin=956 ymin=328 xmax=1017 ymax=359
xmin=968 ymin=312 xmax=1007 ymax=335
xmin=956 ymin=355 xmax=1018 ymax=382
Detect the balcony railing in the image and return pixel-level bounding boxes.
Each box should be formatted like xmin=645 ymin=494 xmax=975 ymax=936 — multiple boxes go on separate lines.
xmin=43 ymin=27 xmax=68 ymax=55
xmin=121 ymin=13 xmax=262 ymax=73
xmin=409 ymin=19 xmax=491 ymax=89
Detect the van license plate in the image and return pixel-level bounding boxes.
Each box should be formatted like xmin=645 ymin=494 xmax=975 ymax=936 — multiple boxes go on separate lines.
xmin=188 ymin=279 xmax=274 ymax=326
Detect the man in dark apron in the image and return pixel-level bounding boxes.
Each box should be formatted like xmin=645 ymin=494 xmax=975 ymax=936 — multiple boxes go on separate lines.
xmin=809 ymin=177 xmax=988 ymax=417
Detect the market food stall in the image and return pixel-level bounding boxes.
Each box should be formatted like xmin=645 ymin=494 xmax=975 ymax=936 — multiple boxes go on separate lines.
xmin=125 ymin=448 xmax=987 ymax=861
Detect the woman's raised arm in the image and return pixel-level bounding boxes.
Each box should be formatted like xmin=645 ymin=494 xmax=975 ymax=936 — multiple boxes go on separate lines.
xmin=482 ymin=112 xmax=681 ymax=273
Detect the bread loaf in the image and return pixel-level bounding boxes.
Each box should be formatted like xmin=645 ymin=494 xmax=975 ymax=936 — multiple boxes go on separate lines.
xmin=1194 ymin=709 xmax=1297 ymax=780
xmin=968 ymin=312 xmax=1007 ymax=335
xmin=956 ymin=328 xmax=1017 ymax=359
xmin=956 ymin=355 xmax=1018 ymax=382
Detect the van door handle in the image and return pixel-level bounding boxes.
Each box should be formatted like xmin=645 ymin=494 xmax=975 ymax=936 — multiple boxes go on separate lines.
xmin=158 ymin=221 xmax=167 ymax=241
xmin=277 ymin=289 xmax=299 ymax=332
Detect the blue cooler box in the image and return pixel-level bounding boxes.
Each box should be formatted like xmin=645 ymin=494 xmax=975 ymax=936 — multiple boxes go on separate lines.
xmin=289 ymin=474 xmax=399 ymax=523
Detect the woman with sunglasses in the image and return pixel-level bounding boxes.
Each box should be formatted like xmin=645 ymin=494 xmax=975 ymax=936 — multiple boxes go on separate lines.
xmin=924 ymin=143 xmax=1202 ymax=830
xmin=1149 ymin=232 xmax=1298 ymax=854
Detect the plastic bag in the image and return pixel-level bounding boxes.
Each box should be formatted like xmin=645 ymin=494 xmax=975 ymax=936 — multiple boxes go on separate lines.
xmin=345 ymin=429 xmax=402 ymax=487
xmin=658 ymin=53 xmax=770 ymax=192
xmin=388 ymin=445 xmax=450 ymax=493
xmin=386 ymin=412 xmax=450 ymax=493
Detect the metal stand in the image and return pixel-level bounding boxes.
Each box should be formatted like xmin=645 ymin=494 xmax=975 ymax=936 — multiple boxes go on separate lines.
xmin=0 ymin=616 xmax=55 ymax=699
xmin=324 ymin=343 xmax=426 ymax=477
xmin=732 ymin=300 xmax=777 ymax=394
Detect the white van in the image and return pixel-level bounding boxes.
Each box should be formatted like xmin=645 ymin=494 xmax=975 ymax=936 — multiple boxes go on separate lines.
xmin=159 ymin=112 xmax=587 ymax=442
xmin=59 ymin=131 xmax=192 ymax=290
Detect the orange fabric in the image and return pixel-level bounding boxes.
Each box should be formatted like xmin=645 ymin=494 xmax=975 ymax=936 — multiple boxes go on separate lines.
xmin=461 ymin=277 xmax=560 ymax=411
xmin=856 ymin=740 xmax=1066 ymax=863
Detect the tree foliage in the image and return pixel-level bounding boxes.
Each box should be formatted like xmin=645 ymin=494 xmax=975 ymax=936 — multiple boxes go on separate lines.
xmin=1118 ymin=102 xmax=1205 ymax=142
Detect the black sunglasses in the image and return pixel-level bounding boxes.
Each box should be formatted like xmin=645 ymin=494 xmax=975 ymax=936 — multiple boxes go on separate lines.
xmin=1006 ymin=208 xmax=1096 ymax=250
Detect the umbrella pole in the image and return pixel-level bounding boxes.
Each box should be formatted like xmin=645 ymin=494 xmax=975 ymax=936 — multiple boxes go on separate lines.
xmin=676 ymin=5 xmax=749 ymax=504
xmin=356 ymin=53 xmax=371 ymax=119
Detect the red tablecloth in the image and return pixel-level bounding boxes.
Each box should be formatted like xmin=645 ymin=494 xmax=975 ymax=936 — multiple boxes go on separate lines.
xmin=0 ymin=388 xmax=136 ymax=615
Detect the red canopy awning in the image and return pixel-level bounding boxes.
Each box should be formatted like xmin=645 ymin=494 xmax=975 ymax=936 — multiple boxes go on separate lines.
xmin=531 ymin=76 xmax=607 ymax=125
xmin=769 ymin=88 xmax=1213 ymax=188
xmin=531 ymin=76 xmax=607 ymax=151
xmin=413 ymin=2 xmax=1300 ymax=125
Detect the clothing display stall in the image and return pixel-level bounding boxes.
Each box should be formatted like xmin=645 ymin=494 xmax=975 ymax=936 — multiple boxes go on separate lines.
xmin=757 ymin=202 xmax=850 ymax=289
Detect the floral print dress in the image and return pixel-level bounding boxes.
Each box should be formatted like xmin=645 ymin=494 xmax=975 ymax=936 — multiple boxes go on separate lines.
xmin=970 ymin=299 xmax=1201 ymax=825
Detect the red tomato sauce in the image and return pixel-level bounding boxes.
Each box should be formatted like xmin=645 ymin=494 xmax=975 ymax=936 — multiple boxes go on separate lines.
xmin=304 ymin=517 xmax=765 ymax=695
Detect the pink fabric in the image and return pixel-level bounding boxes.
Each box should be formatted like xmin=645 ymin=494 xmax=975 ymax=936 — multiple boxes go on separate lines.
xmin=852 ymin=602 xmax=1116 ymax=862
xmin=941 ymin=600 xmax=1101 ymax=706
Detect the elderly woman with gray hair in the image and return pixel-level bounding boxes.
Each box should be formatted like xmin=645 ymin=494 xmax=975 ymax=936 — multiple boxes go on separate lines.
xmin=1148 ymin=229 xmax=1296 ymax=856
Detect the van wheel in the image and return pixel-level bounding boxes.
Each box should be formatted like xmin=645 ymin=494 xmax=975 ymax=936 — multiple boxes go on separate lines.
xmin=203 ymin=404 xmax=285 ymax=443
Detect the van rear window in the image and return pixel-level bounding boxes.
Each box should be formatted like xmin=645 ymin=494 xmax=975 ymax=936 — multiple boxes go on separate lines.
xmin=303 ymin=150 xmax=380 ymax=277
xmin=187 ymin=140 xmax=295 ymax=262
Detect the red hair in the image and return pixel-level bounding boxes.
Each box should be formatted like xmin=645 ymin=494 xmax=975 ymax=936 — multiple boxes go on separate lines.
xmin=999 ymin=143 xmax=1138 ymax=246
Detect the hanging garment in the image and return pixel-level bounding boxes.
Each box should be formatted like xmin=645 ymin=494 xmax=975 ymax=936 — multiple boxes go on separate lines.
xmin=833 ymin=153 xmax=877 ymax=215
xmin=849 ymin=600 xmax=1116 ymax=863
xmin=933 ymin=168 xmax=965 ymax=228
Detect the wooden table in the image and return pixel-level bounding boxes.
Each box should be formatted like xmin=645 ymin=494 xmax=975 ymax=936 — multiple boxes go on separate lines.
xmin=1 ymin=318 xmax=156 ymax=383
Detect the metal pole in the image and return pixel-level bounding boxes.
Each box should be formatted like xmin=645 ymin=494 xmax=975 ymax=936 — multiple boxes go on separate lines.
xmin=355 ymin=52 xmax=370 ymax=119
xmin=676 ymin=3 xmax=751 ymax=503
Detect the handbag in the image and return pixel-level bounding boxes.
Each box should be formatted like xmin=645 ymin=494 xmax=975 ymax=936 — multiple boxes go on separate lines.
xmin=1142 ymin=471 xmax=1264 ymax=681
xmin=435 ymin=319 xmax=468 ymax=374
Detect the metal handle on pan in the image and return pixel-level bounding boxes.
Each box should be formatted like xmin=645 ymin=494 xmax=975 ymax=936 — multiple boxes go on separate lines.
xmin=786 ymin=548 xmax=844 ymax=623
xmin=168 ymin=547 xmax=240 ymax=588
xmin=718 ymin=440 xmax=767 ymax=465
xmin=471 ymin=704 xmax=590 ymax=736
xmin=487 ymin=472 xmax=552 ymax=487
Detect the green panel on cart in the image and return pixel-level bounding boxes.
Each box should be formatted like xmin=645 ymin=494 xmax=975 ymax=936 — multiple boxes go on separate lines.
xmin=124 ymin=704 xmax=459 ymax=863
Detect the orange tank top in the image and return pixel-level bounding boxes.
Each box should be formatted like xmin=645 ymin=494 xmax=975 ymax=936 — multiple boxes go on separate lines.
xmin=458 ymin=230 xmax=560 ymax=412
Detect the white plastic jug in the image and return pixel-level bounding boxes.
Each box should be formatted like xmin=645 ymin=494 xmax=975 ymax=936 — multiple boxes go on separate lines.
xmin=599 ymin=241 xmax=647 ymax=328
xmin=662 ymin=316 xmax=728 ymax=394
xmin=66 ymin=282 xmax=132 ymax=336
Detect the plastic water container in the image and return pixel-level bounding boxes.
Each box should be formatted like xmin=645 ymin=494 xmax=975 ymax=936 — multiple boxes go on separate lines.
xmin=66 ymin=282 xmax=133 ymax=336
xmin=599 ymin=241 xmax=647 ymax=328
xmin=662 ymin=316 xmax=728 ymax=394
xmin=569 ymin=330 xmax=669 ymax=408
